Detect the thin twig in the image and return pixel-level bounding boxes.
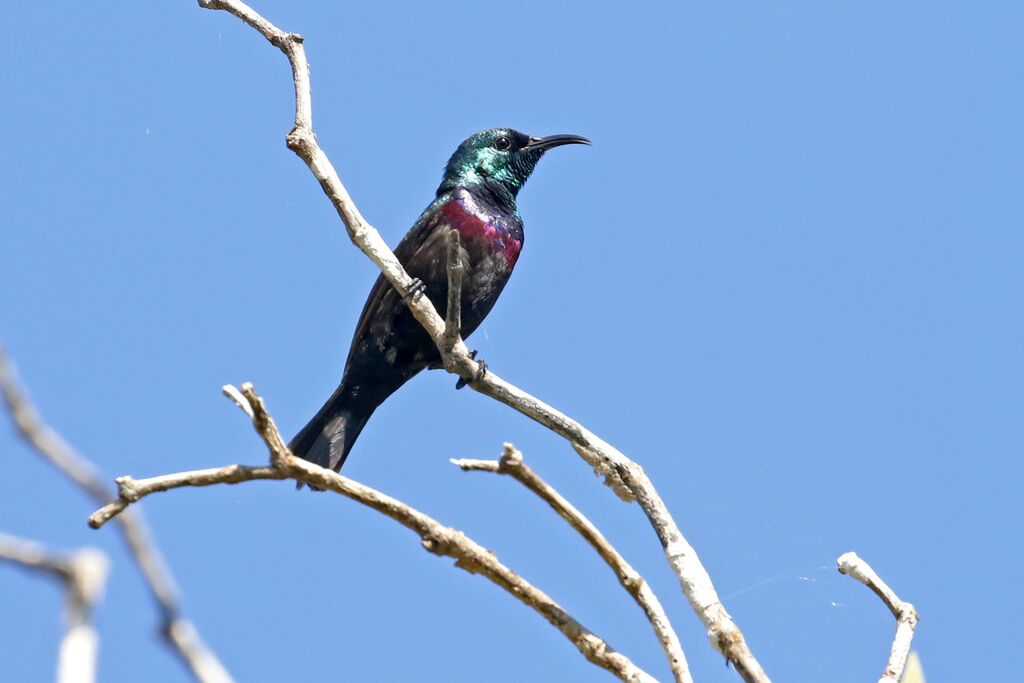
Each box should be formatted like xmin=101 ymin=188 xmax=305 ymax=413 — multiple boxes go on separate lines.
xmin=837 ymin=552 xmax=919 ymax=683
xmin=91 ymin=384 xmax=660 ymax=683
xmin=191 ymin=2 xmax=768 ymax=678
xmin=0 ymin=347 xmax=233 ymax=683
xmin=443 ymin=228 xmax=465 ymax=353
xmin=0 ymin=532 xmax=80 ymax=581
xmin=454 ymin=444 xmax=691 ymax=683
xmin=0 ymin=533 xmax=109 ymax=683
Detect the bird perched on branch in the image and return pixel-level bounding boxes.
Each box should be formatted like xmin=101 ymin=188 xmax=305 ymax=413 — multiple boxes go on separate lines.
xmin=289 ymin=128 xmax=591 ymax=474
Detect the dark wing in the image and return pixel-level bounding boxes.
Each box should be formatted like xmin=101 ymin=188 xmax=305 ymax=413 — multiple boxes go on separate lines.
xmin=344 ymin=205 xmax=450 ymax=366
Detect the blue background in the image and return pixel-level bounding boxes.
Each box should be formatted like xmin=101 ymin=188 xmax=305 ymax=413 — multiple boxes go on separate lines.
xmin=2 ymin=2 xmax=1020 ymax=681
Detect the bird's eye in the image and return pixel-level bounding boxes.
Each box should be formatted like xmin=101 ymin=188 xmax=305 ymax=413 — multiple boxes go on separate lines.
xmin=493 ymin=136 xmax=512 ymax=151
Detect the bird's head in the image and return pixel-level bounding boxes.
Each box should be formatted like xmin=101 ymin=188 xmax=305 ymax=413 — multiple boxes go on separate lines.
xmin=438 ymin=128 xmax=591 ymax=197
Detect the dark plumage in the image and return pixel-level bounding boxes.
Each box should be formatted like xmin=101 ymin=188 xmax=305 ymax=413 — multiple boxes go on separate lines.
xmin=289 ymin=128 xmax=590 ymax=474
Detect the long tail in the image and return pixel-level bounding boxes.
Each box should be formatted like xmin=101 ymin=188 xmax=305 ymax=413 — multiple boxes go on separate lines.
xmin=290 ymin=360 xmax=426 ymax=488
xmin=288 ymin=382 xmax=374 ymax=476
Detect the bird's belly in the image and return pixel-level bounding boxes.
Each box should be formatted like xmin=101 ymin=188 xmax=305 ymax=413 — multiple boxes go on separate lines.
xmin=456 ymin=238 xmax=514 ymax=328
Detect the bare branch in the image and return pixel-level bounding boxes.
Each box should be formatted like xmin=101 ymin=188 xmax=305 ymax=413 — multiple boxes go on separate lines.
xmin=221 ymin=384 xmax=254 ymax=418
xmin=454 ymin=444 xmax=691 ymax=683
xmin=164 ymin=619 xmax=235 ymax=683
xmin=0 ymin=533 xmax=109 ymax=683
xmin=837 ymin=552 xmax=920 ymax=683
xmin=89 ymin=465 xmax=284 ymax=528
xmin=91 ymin=384 xmax=660 ymax=683
xmin=0 ymin=347 xmax=233 ymax=683
xmin=442 ymin=228 xmax=465 ymax=353
xmin=0 ymin=532 xmax=78 ymax=580
xmin=191 ymin=0 xmax=770 ymax=677
xmin=0 ymin=359 xmax=108 ymax=502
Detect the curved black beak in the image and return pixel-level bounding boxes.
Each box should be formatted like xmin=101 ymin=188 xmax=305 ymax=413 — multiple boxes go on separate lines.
xmin=522 ymin=134 xmax=593 ymax=153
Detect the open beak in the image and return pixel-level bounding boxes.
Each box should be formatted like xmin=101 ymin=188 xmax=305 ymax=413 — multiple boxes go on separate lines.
xmin=522 ymin=134 xmax=593 ymax=153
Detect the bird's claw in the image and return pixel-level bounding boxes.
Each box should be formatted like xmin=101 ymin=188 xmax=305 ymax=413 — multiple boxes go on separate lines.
xmin=402 ymin=278 xmax=426 ymax=304
xmin=455 ymin=350 xmax=488 ymax=389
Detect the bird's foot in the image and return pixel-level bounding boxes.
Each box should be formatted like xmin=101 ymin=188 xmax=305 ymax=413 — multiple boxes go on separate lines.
xmin=402 ymin=278 xmax=426 ymax=304
xmin=456 ymin=350 xmax=488 ymax=389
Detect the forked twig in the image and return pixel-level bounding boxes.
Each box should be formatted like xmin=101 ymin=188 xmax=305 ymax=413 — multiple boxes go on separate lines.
xmin=454 ymin=445 xmax=691 ymax=683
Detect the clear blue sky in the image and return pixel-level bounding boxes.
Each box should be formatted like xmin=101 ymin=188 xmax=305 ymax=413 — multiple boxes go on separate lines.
xmin=2 ymin=2 xmax=1020 ymax=681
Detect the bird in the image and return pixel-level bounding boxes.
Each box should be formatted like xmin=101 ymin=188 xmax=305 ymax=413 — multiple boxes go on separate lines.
xmin=288 ymin=128 xmax=590 ymax=476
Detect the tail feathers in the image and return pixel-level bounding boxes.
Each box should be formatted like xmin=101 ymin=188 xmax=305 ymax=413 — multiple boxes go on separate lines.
xmin=289 ymin=411 xmax=351 ymax=472
xmin=290 ymin=367 xmax=414 ymax=489
xmin=289 ymin=393 xmax=373 ymax=489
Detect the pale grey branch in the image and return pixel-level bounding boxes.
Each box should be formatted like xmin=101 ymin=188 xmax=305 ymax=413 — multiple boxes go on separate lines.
xmin=454 ymin=444 xmax=691 ymax=683
xmin=0 ymin=347 xmax=233 ymax=683
xmin=443 ymin=228 xmax=465 ymax=353
xmin=0 ymin=533 xmax=109 ymax=683
xmin=0 ymin=532 xmax=73 ymax=580
xmin=191 ymin=1 xmax=767 ymax=676
xmin=837 ymin=552 xmax=919 ymax=683
xmin=91 ymin=383 xmax=660 ymax=683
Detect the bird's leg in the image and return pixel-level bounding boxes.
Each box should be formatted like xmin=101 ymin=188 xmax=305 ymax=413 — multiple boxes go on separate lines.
xmin=455 ymin=350 xmax=488 ymax=389
xmin=402 ymin=278 xmax=426 ymax=304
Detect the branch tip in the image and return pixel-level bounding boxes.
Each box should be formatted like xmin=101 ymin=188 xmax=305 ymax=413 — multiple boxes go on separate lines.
xmin=499 ymin=442 xmax=523 ymax=469
xmin=222 ymin=384 xmax=255 ymax=418
xmin=837 ymin=551 xmax=919 ymax=683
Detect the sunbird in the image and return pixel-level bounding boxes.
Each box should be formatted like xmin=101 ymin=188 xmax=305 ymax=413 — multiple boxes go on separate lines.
xmin=290 ymin=128 xmax=591 ymax=473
